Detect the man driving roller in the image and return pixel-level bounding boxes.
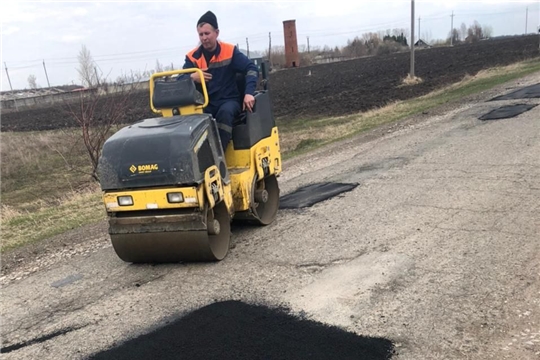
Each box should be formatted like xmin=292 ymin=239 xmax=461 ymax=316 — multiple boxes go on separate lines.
xmin=181 ymin=10 xmax=259 ymax=151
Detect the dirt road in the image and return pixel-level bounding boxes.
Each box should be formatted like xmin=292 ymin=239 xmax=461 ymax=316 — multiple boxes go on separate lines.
xmin=1 ymin=73 xmax=539 ymax=359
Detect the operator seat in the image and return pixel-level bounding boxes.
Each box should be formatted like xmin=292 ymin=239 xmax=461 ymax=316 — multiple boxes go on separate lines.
xmin=234 ymin=73 xmax=248 ymax=126
xmin=231 ymin=72 xmax=275 ymax=150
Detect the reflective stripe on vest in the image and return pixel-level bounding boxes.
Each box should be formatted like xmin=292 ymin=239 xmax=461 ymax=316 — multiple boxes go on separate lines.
xmin=187 ymin=42 xmax=235 ymax=70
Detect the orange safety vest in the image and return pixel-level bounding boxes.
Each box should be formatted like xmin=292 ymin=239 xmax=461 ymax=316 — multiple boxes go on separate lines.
xmin=186 ymin=42 xmax=235 ymax=70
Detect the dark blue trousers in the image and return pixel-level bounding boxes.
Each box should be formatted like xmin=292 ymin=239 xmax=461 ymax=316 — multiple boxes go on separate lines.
xmin=204 ymin=100 xmax=241 ymax=151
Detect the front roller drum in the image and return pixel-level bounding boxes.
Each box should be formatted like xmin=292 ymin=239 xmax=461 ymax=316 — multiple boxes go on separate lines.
xmin=109 ymin=203 xmax=231 ymax=263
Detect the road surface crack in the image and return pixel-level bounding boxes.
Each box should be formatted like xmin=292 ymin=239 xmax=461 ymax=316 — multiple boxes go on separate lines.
xmin=1 ymin=323 xmax=88 ymax=354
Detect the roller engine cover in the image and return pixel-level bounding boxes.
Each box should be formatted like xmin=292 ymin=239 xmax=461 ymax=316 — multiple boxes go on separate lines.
xmin=97 ymin=114 xmax=227 ymax=191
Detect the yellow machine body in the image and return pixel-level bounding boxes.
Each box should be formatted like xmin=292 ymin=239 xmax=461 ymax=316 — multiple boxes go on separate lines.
xmin=98 ymin=67 xmax=281 ymax=263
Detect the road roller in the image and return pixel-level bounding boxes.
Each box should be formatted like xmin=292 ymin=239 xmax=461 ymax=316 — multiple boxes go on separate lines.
xmin=96 ymin=63 xmax=281 ymax=263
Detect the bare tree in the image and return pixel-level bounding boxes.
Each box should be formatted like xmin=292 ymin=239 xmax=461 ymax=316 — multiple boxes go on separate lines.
xmin=362 ymin=32 xmax=381 ymax=55
xmin=64 ymin=73 xmax=146 ymax=181
xmin=28 ymin=74 xmax=37 ymax=89
xmin=155 ymin=59 xmax=164 ymax=73
xmin=431 ymin=38 xmax=448 ymax=47
xmin=265 ymin=45 xmax=286 ymax=69
xmin=421 ymin=30 xmax=432 ymax=44
xmin=466 ymin=20 xmax=484 ymax=43
xmin=77 ymin=44 xmax=96 ymax=87
xmin=482 ymin=25 xmax=493 ymax=38
xmin=460 ymin=23 xmax=467 ymax=41
xmin=448 ymin=28 xmax=460 ymax=45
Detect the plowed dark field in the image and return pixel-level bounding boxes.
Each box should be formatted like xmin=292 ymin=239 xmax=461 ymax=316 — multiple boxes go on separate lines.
xmin=2 ymin=35 xmax=539 ymax=132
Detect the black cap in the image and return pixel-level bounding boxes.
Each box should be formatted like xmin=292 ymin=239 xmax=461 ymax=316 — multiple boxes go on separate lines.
xmin=197 ymin=11 xmax=218 ymax=30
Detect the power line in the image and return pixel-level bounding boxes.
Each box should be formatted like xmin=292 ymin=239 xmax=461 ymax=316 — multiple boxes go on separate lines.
xmin=301 ymin=20 xmax=410 ymax=36
xmin=6 ymin=8 xmax=534 ymax=67
xmin=454 ymin=8 xmax=531 ymax=17
xmin=7 ymin=45 xmax=195 ymax=66
xmin=4 ymin=6 xmax=537 ymax=86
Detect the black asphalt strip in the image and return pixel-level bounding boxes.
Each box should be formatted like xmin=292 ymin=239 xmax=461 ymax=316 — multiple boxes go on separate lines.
xmin=88 ymin=300 xmax=395 ymax=360
xmin=490 ymin=83 xmax=540 ymax=101
xmin=280 ymin=182 xmax=359 ymax=209
xmin=479 ymin=104 xmax=537 ymax=120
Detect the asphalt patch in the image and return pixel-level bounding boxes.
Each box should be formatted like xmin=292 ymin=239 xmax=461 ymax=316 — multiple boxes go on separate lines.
xmin=88 ymin=300 xmax=394 ymax=360
xmin=490 ymin=83 xmax=540 ymax=100
xmin=478 ymin=104 xmax=537 ymax=120
xmin=280 ymin=182 xmax=359 ymax=209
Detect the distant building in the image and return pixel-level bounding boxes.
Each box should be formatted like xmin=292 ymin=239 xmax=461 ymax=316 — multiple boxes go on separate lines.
xmin=250 ymin=56 xmax=266 ymax=71
xmin=414 ymin=39 xmax=431 ymax=48
xmin=0 ymin=85 xmax=84 ymax=101
xmin=237 ymin=49 xmax=266 ymax=71
xmin=313 ymin=54 xmax=348 ymax=64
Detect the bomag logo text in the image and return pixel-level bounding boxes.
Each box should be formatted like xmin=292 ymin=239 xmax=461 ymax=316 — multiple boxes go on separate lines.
xmin=131 ymin=164 xmax=159 ymax=173
xmin=138 ymin=164 xmax=158 ymax=171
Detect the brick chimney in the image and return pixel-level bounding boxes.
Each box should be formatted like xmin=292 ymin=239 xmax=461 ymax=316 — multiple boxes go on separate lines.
xmin=283 ymin=20 xmax=299 ymax=68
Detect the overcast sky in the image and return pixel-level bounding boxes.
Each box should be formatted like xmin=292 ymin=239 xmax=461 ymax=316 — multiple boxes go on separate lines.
xmin=1 ymin=0 xmax=539 ymax=91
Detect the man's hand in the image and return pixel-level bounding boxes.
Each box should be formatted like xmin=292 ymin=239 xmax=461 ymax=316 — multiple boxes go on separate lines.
xmin=243 ymin=94 xmax=255 ymax=112
xmin=190 ymin=71 xmax=212 ymax=83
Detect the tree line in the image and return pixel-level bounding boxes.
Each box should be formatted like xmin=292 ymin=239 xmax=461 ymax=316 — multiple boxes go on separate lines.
xmin=266 ymin=20 xmax=494 ymax=69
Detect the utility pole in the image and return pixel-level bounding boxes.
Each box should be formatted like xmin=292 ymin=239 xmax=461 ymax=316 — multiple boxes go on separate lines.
xmin=42 ymin=60 xmax=51 ymax=88
xmin=246 ymin=37 xmax=250 ymax=58
xmin=268 ymin=32 xmax=271 ymax=60
xmin=418 ymin=16 xmax=421 ymax=41
xmin=525 ymin=7 xmax=528 ymax=34
xmin=450 ymin=11 xmax=455 ymax=45
xmin=410 ymin=0 xmax=415 ymax=77
xmin=94 ymin=67 xmax=100 ymax=87
xmin=4 ymin=62 xmax=13 ymax=91
xmin=307 ymin=36 xmax=310 ymax=53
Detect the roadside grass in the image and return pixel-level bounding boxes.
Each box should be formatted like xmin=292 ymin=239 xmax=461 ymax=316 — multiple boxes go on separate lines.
xmin=1 ymin=186 xmax=104 ymax=251
xmin=279 ymin=58 xmax=540 ymax=159
xmin=2 ymin=58 xmax=539 ymax=251
xmin=1 ymin=129 xmax=92 ymax=209
xmin=1 ymin=129 xmax=107 ymax=251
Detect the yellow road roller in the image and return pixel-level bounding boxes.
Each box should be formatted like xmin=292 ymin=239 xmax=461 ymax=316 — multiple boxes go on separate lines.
xmin=97 ymin=64 xmax=281 ymax=262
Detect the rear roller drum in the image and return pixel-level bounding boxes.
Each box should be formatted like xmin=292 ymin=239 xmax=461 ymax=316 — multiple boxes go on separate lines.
xmin=251 ymin=174 xmax=280 ymax=225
